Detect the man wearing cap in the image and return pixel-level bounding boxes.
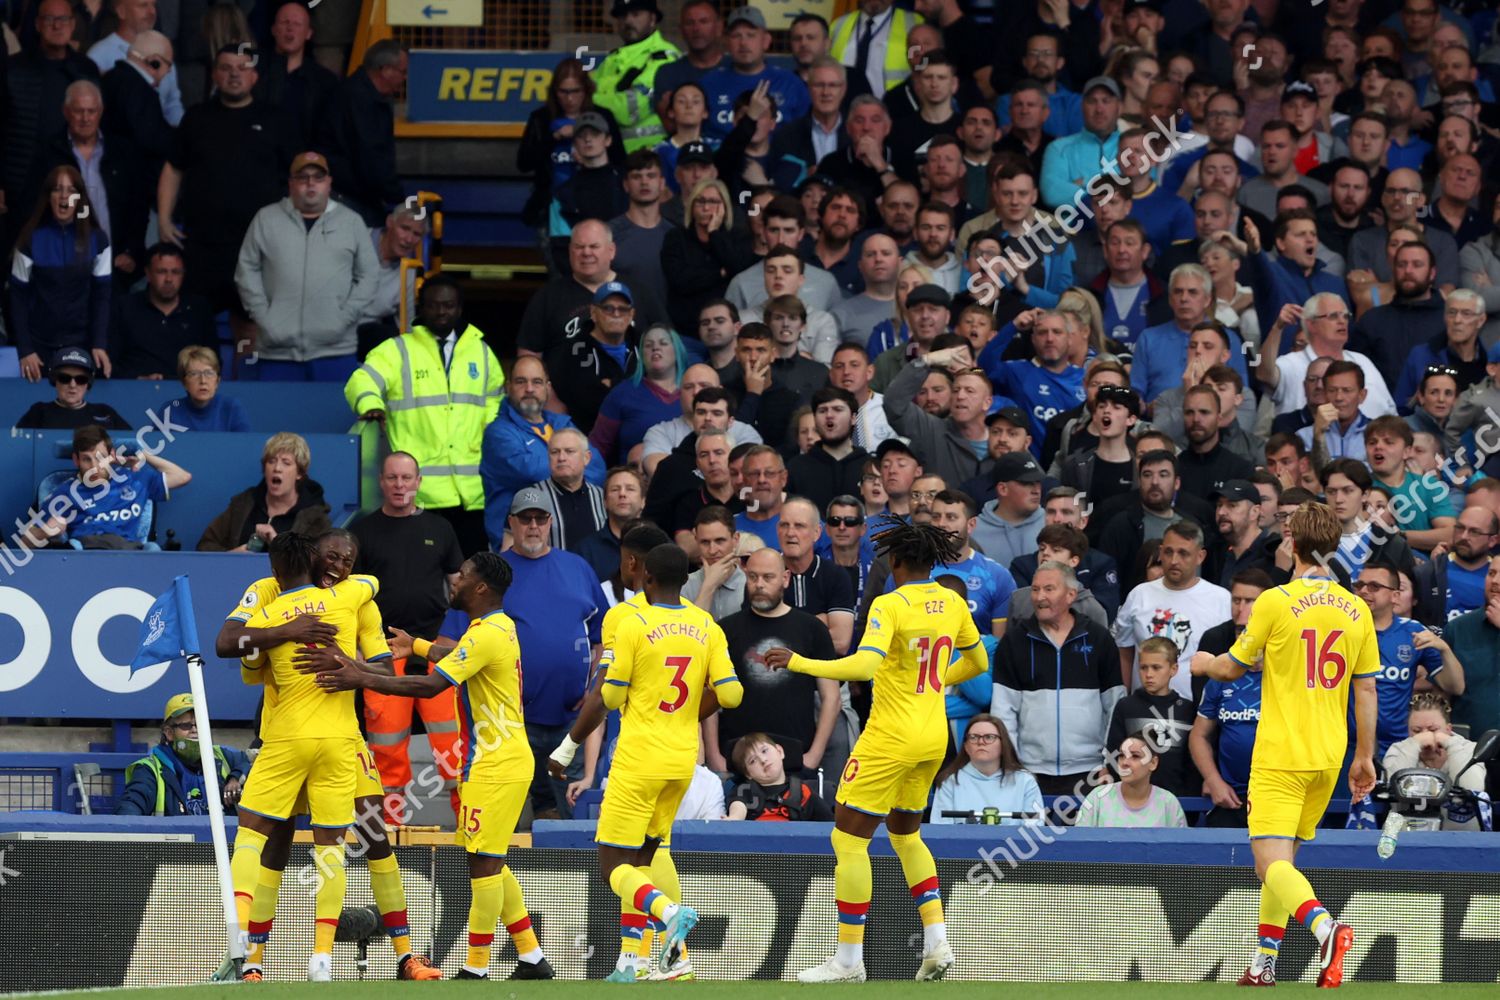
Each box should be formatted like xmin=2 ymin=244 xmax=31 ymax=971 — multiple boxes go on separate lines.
xmin=1279 ymin=79 xmax=1346 ymax=176
xmin=346 ymin=274 xmax=503 ymax=555
xmin=872 ymin=282 xmax=956 ymax=390
xmin=14 ymin=347 xmax=131 ymax=430
xmin=593 ymin=0 xmax=681 ymax=154
xmin=1203 ymin=480 xmax=1279 ymax=588
xmin=544 ymin=280 xmax=640 ymax=433
xmin=1039 ymin=76 xmax=1123 ymax=210
xmin=972 ymin=451 xmax=1047 ymax=567
xmin=548 ymin=111 xmax=628 ymax=248
xmin=320 ymin=38 xmax=407 ymax=225
xmin=234 ymin=151 xmax=377 ymax=380
xmin=500 ymin=487 xmax=609 ymax=819
xmin=883 ymin=340 xmax=996 ymax=488
xmin=959 ymin=405 xmax=1039 ymax=503
xmin=159 ymin=45 xmax=292 ymax=358
xmin=702 ymin=7 xmax=809 ymax=145
xmin=117 ymin=693 xmax=251 ymax=816
xmin=1056 ymin=383 xmax=1142 ymax=509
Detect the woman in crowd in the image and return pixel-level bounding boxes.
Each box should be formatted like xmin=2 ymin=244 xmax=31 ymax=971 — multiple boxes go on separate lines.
xmin=165 ymin=346 xmax=251 ymax=432
xmin=662 ymin=178 xmax=757 ymax=336
xmin=655 ymin=81 xmax=710 ymax=189
xmin=1200 ymin=238 xmax=1260 ymax=348
xmin=931 ymin=714 xmax=1044 ymax=826
xmin=590 ymin=325 xmax=687 ymax=465
xmin=517 ymin=57 xmax=624 ymax=233
xmin=10 ymin=164 xmax=112 ymax=382
xmin=197 ymin=432 xmax=332 ymax=551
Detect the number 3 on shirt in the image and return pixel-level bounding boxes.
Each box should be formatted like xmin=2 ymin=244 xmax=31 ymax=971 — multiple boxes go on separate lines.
xmin=1302 ymin=629 xmax=1347 ymax=689
xmin=659 ymin=656 xmax=693 ymax=713
xmin=913 ymin=636 xmax=953 ymax=693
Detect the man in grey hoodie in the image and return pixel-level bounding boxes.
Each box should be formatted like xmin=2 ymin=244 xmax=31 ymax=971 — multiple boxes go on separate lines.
xmin=234 ymin=150 xmax=379 ymax=381
xmin=971 ymin=451 xmax=1046 ymax=567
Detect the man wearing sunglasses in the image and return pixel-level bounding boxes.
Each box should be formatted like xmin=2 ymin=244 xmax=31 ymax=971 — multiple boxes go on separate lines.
xmin=14 ymin=347 xmax=130 ymax=430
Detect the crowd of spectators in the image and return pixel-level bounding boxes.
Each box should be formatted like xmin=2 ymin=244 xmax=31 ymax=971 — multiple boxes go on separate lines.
xmin=11 ymin=0 xmax=1500 ymax=831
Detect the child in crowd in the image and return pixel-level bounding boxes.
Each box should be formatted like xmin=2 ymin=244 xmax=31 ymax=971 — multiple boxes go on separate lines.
xmin=1107 ymin=637 xmax=1199 ymax=797
xmin=1074 ymin=734 xmax=1188 ymax=829
xmin=1381 ymin=692 xmax=1490 ymax=832
xmin=725 ymin=733 xmax=833 ymax=822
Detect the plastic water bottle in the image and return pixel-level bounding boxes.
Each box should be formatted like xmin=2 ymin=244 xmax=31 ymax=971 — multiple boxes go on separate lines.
xmin=1377 ymin=810 xmax=1405 ymax=859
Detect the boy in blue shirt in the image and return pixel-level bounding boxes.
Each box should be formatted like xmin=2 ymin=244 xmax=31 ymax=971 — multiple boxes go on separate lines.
xmin=27 ymin=423 xmax=191 ymax=549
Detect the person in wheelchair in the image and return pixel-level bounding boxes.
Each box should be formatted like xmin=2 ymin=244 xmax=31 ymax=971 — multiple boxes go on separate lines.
xmin=1381 ymin=692 xmax=1492 ymax=832
xmin=725 ymin=732 xmax=833 ymax=822
xmin=22 ymin=423 xmax=190 ymax=550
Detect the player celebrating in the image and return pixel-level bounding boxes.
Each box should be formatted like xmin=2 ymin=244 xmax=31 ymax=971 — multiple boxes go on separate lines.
xmin=544 ymin=523 xmax=703 ymax=982
xmin=228 ymin=533 xmax=377 ymax=982
xmin=1192 ymin=502 xmax=1379 ymax=988
xmin=594 ymin=544 xmax=743 ymax=978
xmin=316 ymin=553 xmax=554 ymax=980
xmin=764 ymin=523 xmax=988 ymax=983
xmin=216 ymin=530 xmax=442 ymax=982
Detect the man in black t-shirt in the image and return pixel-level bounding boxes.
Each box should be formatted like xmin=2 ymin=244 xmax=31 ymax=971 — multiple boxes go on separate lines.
xmin=14 ymin=348 xmax=131 ymax=430
xmin=348 ymin=451 xmax=465 ymax=809
xmin=715 ymin=548 xmax=848 ymax=802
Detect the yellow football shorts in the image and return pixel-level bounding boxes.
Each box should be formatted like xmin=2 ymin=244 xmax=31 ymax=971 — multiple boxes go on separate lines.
xmin=596 ymin=774 xmax=691 ymax=850
xmin=289 ymin=743 xmax=384 ymax=817
xmin=239 ymin=737 xmax=361 ymax=828
xmin=1247 ymin=766 xmax=1340 ymax=841
xmin=835 ymin=748 xmax=941 ymax=817
xmin=454 ymin=779 xmax=529 ymax=857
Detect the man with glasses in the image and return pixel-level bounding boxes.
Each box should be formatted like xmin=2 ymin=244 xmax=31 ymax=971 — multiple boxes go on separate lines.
xmin=14 ymin=347 xmax=130 ymax=430
xmin=1395 ymin=289 xmax=1489 ymax=405
xmin=995 ymin=34 xmax=1079 ymax=137
xmin=109 ymin=243 xmax=215 ymax=379
xmin=1417 ymin=505 xmax=1500 ymax=622
xmin=1347 ymin=167 xmax=1460 ymax=286
xmin=1352 ymin=241 xmax=1449 ymax=390
xmin=1257 ymin=292 xmax=1395 ymax=418
xmin=88 ymin=0 xmax=184 ymax=125
xmin=498 ymin=488 xmax=608 ymax=820
xmin=543 ymin=280 xmax=639 ymax=433
xmin=819 ymin=495 xmax=875 ymax=600
xmin=117 ymin=693 xmax=250 ymax=816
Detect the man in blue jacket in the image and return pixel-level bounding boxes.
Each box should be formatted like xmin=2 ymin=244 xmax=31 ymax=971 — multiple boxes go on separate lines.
xmin=480 ymin=356 xmax=605 ymax=551
xmin=116 ymin=694 xmax=250 ymax=816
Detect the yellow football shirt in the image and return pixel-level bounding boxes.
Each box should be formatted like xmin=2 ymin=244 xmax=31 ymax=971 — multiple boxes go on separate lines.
xmin=1229 ymin=576 xmax=1380 ymax=771
xmin=432 ymin=611 xmax=532 ymax=783
xmin=248 ymin=578 xmax=378 ymax=742
xmin=857 ymin=580 xmax=983 ymax=763
xmin=231 ymin=575 xmax=390 ymax=685
xmin=603 ymin=601 xmax=740 ymax=779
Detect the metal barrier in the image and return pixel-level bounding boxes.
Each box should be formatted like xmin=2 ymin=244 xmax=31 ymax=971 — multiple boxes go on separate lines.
xmin=0 ymin=753 xmax=140 ymax=814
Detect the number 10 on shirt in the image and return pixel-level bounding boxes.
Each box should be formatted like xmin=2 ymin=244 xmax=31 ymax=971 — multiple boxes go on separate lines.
xmin=912 ymin=636 xmax=953 ymax=693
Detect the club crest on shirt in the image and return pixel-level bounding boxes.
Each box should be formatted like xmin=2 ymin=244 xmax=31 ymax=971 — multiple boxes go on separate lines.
xmin=1396 ymin=643 xmax=1414 ymax=662
xmin=1149 ymin=608 xmax=1194 ymax=647
xmin=121 ymin=486 xmax=137 ymax=501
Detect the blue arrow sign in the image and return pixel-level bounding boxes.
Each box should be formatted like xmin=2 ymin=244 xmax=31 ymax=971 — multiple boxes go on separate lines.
xmin=422 ymin=4 xmax=448 ymax=17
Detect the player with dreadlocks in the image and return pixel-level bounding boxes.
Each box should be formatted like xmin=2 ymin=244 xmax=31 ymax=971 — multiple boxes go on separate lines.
xmin=765 ymin=523 xmax=989 ymax=983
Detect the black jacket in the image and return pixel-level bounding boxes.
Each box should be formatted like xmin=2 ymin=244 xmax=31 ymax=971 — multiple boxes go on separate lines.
xmin=1008 ymin=549 xmax=1122 ymax=619
xmin=100 ymin=63 xmax=173 ymax=175
xmin=254 ymin=52 xmax=340 ymax=149
xmin=1 ymin=49 xmax=100 ymax=205
xmin=786 ymin=445 xmax=869 ymax=515
xmin=1176 ymin=442 xmax=1255 ymax=499
xmin=516 ymin=104 xmax=626 ymax=226
xmin=1350 ymin=291 xmax=1449 ymax=393
xmin=110 ymin=290 xmax=219 ymax=379
xmin=320 ymin=70 xmax=401 ymax=226
xmin=769 ymin=113 xmax=849 ymax=181
xmin=1095 ymin=495 xmax=1219 ymax=593
xmin=661 ymin=224 xmax=759 ymax=341
xmin=1413 ymin=553 xmax=1451 ymax=629
xmin=542 ymin=323 xmax=638 ymax=435
xmin=34 ymin=130 xmax=149 ymax=264
xmin=1204 ymin=529 xmax=1281 ymax=591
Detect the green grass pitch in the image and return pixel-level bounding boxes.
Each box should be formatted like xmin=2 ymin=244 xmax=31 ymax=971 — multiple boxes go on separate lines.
xmin=19 ymin=983 xmax=1500 ymax=1000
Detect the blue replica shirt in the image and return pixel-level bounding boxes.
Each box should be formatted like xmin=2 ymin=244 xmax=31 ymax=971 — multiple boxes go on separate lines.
xmin=891 ymin=550 xmax=1016 ymax=633
xmin=499 ymin=548 xmax=608 ymax=727
xmin=1127 ymin=184 xmax=1195 ymax=256
xmin=991 ymin=358 xmax=1086 ymax=452
xmin=1129 ymin=321 xmax=1250 ymax=402
xmin=1364 ymin=616 xmax=1444 ymax=753
xmin=46 ymin=465 xmax=167 ymax=541
xmin=1448 ymin=560 xmax=1488 ymax=620
xmin=735 ymin=511 xmax=781 ymax=550
xmin=1197 ymin=671 xmax=1262 ymax=793
xmin=700 ymin=64 xmax=810 ymax=143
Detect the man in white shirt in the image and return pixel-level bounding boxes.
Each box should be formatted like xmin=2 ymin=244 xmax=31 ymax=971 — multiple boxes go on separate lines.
xmin=1113 ymin=519 xmax=1232 ymax=699
xmin=829 ymin=342 xmax=898 ymax=450
xmin=88 ymin=0 xmax=184 ymax=125
xmin=640 ymin=363 xmax=762 ymax=475
xmin=1254 ymin=292 xmax=1394 ymax=417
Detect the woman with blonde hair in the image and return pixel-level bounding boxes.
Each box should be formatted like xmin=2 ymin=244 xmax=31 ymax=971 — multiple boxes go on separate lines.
xmin=662 ymin=178 xmax=757 ymax=336
xmin=867 ymin=262 xmax=934 ymax=357
xmin=197 ymin=432 xmax=332 ymax=551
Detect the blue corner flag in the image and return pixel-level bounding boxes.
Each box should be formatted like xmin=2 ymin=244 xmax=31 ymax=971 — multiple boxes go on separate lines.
xmin=130 ymin=575 xmax=202 ymax=675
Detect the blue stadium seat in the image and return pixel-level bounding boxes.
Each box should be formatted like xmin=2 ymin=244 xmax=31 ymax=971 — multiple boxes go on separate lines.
xmin=32 ymin=468 xmax=159 ymax=550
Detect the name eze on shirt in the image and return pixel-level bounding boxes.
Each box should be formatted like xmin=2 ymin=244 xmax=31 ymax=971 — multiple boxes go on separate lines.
xmin=643 ymin=621 xmax=710 ymax=645
xmin=1286 ymin=590 xmax=1362 ymax=621
xmin=276 ymin=600 xmax=327 ymax=620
